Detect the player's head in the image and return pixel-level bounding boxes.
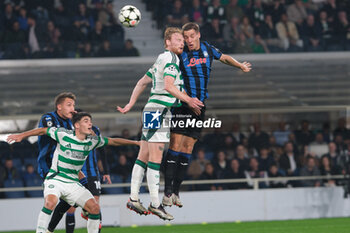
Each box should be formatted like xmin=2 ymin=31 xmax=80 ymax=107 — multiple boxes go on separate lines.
xmin=164 ymin=27 xmax=184 ymax=55
xmin=54 ymin=92 xmax=76 ymax=120
xmin=72 ymin=112 xmax=93 ymax=136
xmin=182 ymin=22 xmax=201 ymax=51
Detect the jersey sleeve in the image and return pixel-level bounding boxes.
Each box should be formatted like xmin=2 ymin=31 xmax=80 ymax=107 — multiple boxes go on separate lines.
xmin=146 ymin=64 xmax=156 ymax=78
xmin=209 ymin=43 xmax=222 ymax=60
xmin=46 ymin=127 xmax=59 ymax=142
xmin=39 ymin=114 xmax=55 ymax=128
xmin=92 ymin=135 xmax=109 ymax=149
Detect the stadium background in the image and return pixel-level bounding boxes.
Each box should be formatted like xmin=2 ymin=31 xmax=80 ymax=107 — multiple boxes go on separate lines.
xmin=0 ymin=0 xmax=350 ymax=232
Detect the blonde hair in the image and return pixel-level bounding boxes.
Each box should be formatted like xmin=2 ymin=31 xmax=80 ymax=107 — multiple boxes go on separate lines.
xmin=164 ymin=27 xmax=182 ymax=48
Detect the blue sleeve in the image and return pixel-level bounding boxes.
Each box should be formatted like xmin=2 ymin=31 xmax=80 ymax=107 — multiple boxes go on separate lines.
xmin=39 ymin=114 xmax=55 ymax=128
xmin=209 ymin=43 xmax=222 ymax=60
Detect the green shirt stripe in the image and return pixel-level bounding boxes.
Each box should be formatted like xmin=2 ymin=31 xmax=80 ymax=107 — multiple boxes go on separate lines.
xmin=58 ymin=155 xmax=85 ymax=166
xmin=57 ymin=165 xmax=79 ymax=175
xmin=62 ymin=136 xmax=92 ymax=146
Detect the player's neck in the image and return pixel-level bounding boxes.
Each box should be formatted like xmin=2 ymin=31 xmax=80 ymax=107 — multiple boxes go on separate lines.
xmin=75 ymin=130 xmax=86 ymax=141
xmin=56 ymin=111 xmax=67 ymax=120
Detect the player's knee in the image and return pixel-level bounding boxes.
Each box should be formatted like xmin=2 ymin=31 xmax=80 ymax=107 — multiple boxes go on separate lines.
xmin=45 ymin=199 xmax=57 ymax=210
xmin=89 ymin=203 xmax=100 ymax=215
xmin=182 ymin=141 xmax=195 ymax=153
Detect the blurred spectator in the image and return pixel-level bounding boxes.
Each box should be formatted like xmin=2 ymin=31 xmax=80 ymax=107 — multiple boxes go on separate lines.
xmin=294 ymin=120 xmax=314 ymax=146
xmin=212 ymin=150 xmax=228 ymax=179
xmin=80 ymin=42 xmax=94 ymax=57
xmin=247 ymin=0 xmax=265 ymax=31
xmin=3 ymin=21 xmax=26 ymax=44
xmin=321 ymin=0 xmax=338 ymax=23
xmin=319 ymin=155 xmax=340 ymax=187
xmin=99 ymin=2 xmax=124 ymax=39
xmin=189 ymin=0 xmax=205 ymax=25
xmin=264 ymin=0 xmax=287 ymax=24
xmin=225 ymin=0 xmax=244 ymax=22
xmin=321 ymin=122 xmax=332 ymax=143
xmin=224 ymin=159 xmax=247 ymax=189
xmin=323 ymin=142 xmax=341 ymax=168
xmin=252 ymin=34 xmax=269 ymax=53
xmin=27 ymin=14 xmax=46 ymax=58
xmin=74 ymin=3 xmax=95 ymax=36
xmin=245 ymin=157 xmax=268 ymax=188
xmin=198 ymin=163 xmax=223 ymax=190
xmin=222 ymin=134 xmax=236 ymax=160
xmin=17 ymin=7 xmax=28 ymax=30
xmin=223 ymin=17 xmax=240 ymax=52
xmin=89 ymin=21 xmax=107 ymax=51
xmin=257 ymin=14 xmax=285 ymax=52
xmin=299 ymin=156 xmax=321 ymax=187
xmin=2 ymin=3 xmax=17 ymax=31
xmin=230 ymin=122 xmax=245 ymax=146
xmin=239 ymin=16 xmax=254 ymax=43
xmin=335 ymin=11 xmax=350 ymax=50
xmin=120 ymin=39 xmax=140 ymax=57
xmin=258 ymin=147 xmax=273 ymax=172
xmin=97 ymin=40 xmax=114 ymax=57
xmin=286 ymin=0 xmax=307 ymax=27
xmin=202 ymin=18 xmax=225 ymax=49
xmin=234 ymin=33 xmax=253 ymax=53
xmin=310 ymin=132 xmax=327 ymax=146
xmin=112 ymin=154 xmax=132 ymax=181
xmin=273 ymin=122 xmax=291 ymax=146
xmin=206 ymin=0 xmax=226 ymax=25
xmin=235 ymin=144 xmax=249 ymax=168
xmin=279 ymin=142 xmax=300 ymax=176
xmin=301 ymin=14 xmax=322 ymax=51
xmin=187 ymin=148 xmax=210 ymax=180
xmin=166 ymin=0 xmax=189 ymax=27
xmin=202 ymin=128 xmax=225 ymax=152
xmin=268 ymin=163 xmax=287 ymax=188
xmin=22 ymin=164 xmax=40 ymax=182
xmin=3 ymin=157 xmax=20 ymax=180
xmin=248 ymin=123 xmax=270 ymax=154
xmin=333 ymin=118 xmax=350 ymax=142
xmin=276 ymin=13 xmax=303 ymax=51
xmin=318 ymin=10 xmax=336 ymax=51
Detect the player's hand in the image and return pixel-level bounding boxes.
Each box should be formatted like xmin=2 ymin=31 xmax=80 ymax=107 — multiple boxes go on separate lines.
xmin=187 ymin=97 xmax=204 ymax=112
xmin=190 ymin=107 xmax=201 ymax=116
xmin=103 ymin=175 xmax=112 ymax=184
xmin=6 ymin=134 xmax=23 ymax=144
xmin=117 ymin=103 xmax=133 ymax=114
xmin=240 ymin=61 xmax=252 ymax=72
xmin=134 ymin=141 xmax=141 ymax=146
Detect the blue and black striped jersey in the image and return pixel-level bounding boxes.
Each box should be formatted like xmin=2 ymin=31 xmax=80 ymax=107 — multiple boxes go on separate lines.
xmin=179 ymin=41 xmax=222 ymax=102
xmin=37 ymin=111 xmax=73 ymax=178
xmin=81 ymin=126 xmax=109 ymax=178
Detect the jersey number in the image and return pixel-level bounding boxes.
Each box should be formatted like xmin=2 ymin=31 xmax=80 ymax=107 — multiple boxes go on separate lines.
xmin=94 ymin=181 xmax=101 ymax=190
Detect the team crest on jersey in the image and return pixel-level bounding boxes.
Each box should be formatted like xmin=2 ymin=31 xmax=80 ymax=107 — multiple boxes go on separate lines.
xmin=65 ymin=150 xmax=72 ymax=156
xmin=48 ymin=184 xmax=54 ymax=188
xmin=203 ymin=51 xmax=208 ymax=57
xmin=84 ymin=145 xmax=90 ymax=151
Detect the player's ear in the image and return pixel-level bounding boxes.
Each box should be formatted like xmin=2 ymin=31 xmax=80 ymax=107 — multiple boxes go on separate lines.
xmin=198 ymin=31 xmax=201 ymax=39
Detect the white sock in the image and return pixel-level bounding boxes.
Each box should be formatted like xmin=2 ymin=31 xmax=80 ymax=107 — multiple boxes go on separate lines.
xmin=87 ymin=217 xmax=99 ymax=233
xmin=147 ymin=162 xmax=161 ymax=207
xmin=36 ymin=207 xmax=52 ymax=233
xmin=130 ymin=160 xmax=146 ymax=201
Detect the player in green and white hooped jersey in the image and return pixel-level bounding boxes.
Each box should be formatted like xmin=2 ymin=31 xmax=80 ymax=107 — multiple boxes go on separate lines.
xmin=117 ymin=27 xmax=204 ymax=221
xmin=7 ymin=112 xmax=140 ymax=233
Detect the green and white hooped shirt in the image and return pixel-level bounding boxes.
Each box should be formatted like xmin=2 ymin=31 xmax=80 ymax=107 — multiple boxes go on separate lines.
xmin=146 ymin=50 xmax=184 ymax=108
xmin=45 ymin=127 xmax=108 ymax=183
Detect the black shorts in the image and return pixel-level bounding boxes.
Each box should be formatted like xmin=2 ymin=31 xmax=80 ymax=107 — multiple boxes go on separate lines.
xmin=87 ymin=176 xmax=101 ymax=196
xmin=170 ymin=102 xmax=206 ymax=140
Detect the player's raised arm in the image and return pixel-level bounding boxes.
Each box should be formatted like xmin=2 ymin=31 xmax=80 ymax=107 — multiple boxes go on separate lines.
xmin=7 ymin=127 xmax=48 ymax=143
xmin=219 ymin=54 xmax=252 ymax=72
xmin=107 ymin=137 xmax=140 ymax=147
xmin=117 ymin=74 xmax=152 ymax=114
xmin=164 ymin=75 xmax=204 ymax=111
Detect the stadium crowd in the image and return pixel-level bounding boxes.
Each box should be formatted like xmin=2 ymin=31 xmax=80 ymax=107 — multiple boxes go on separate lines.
xmin=0 ymin=0 xmax=140 ymax=59
xmin=145 ymin=0 xmax=350 ymax=53
xmin=1 ymin=118 xmax=350 ymax=198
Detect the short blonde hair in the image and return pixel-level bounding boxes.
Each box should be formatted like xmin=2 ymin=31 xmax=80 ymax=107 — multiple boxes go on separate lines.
xmin=164 ymin=27 xmax=182 ymax=48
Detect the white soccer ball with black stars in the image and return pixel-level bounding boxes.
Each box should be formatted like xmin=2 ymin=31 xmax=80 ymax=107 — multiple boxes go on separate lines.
xmin=118 ymin=5 xmax=141 ymax=28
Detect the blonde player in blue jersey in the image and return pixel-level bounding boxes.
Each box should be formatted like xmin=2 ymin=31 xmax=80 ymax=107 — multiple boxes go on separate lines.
xmin=117 ymin=27 xmax=204 ymax=220
xmin=7 ymin=112 xmax=139 ymax=233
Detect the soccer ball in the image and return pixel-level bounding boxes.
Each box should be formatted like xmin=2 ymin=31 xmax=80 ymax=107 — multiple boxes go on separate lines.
xmin=118 ymin=5 xmax=141 ymax=28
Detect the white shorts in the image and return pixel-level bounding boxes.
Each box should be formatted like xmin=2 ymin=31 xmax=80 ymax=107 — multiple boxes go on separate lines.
xmin=141 ymin=102 xmax=172 ymax=142
xmin=43 ymin=179 xmax=94 ymax=208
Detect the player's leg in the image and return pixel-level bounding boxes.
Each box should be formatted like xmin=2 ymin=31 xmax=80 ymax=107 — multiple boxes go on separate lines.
xmin=65 ymin=206 xmax=76 ymax=233
xmin=147 ymin=142 xmax=174 ymax=220
xmin=172 ymin=136 xmax=197 ymax=207
xmin=37 ymin=194 xmax=58 ymax=233
xmin=74 ymin=185 xmax=100 ymax=233
xmin=127 ymin=140 xmax=149 ymax=215
xmin=47 ymin=199 xmax=71 ymax=232
xmin=163 ymin=133 xmax=184 ymax=205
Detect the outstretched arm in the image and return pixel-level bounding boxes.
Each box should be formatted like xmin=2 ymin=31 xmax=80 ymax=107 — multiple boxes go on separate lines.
xmin=107 ymin=137 xmax=140 ymax=147
xmin=219 ymin=54 xmax=252 ymax=72
xmin=117 ymin=74 xmax=152 ymax=114
xmin=7 ymin=127 xmax=48 ymax=143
